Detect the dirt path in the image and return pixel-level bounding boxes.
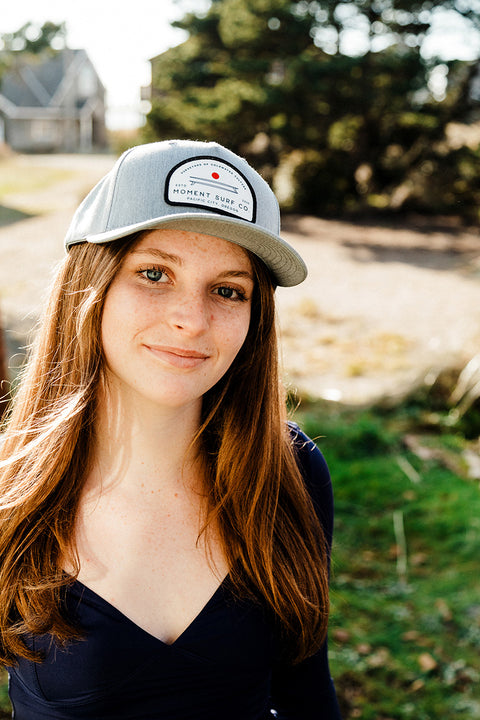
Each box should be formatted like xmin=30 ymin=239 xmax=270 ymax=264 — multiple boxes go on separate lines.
xmin=0 ymin=154 xmax=115 ymax=369
xmin=1 ymin=153 xmax=480 ymax=403
xmin=277 ymin=215 xmax=480 ymax=403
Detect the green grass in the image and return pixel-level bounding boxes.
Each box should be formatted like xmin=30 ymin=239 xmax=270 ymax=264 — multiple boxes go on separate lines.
xmin=297 ymin=394 xmax=480 ymax=719
xmin=0 ymin=389 xmax=478 ymax=717
xmin=0 ymin=669 xmax=9 ymax=718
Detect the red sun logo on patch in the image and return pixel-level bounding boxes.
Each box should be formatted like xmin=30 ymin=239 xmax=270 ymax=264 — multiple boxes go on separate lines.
xmin=212 ymin=172 xmax=220 ymax=179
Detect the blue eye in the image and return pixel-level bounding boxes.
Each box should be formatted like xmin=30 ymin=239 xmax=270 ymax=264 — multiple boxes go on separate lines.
xmin=143 ymin=269 xmax=165 ymax=282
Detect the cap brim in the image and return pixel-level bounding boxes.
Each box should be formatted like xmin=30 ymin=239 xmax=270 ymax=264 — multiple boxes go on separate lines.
xmin=69 ymin=212 xmax=307 ymax=287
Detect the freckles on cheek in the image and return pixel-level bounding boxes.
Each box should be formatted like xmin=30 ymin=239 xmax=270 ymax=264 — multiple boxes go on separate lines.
xmin=122 ymin=292 xmax=157 ymax=331
xmin=224 ymin=322 xmax=250 ymax=356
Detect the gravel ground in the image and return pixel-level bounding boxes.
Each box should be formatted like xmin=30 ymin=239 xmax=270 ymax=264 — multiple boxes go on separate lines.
xmin=1 ymin=153 xmax=480 ymax=404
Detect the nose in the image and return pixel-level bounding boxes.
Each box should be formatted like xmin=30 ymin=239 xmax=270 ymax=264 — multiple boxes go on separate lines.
xmin=167 ymin=291 xmax=210 ymax=336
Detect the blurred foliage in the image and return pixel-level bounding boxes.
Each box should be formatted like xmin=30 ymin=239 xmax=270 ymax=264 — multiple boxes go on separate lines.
xmin=145 ymin=0 xmax=480 ymax=220
xmin=0 ymin=21 xmax=66 ymax=55
xmin=0 ymin=670 xmax=9 ymax=718
xmin=0 ymin=21 xmax=67 ymax=87
xmin=295 ymin=369 xmax=480 ymax=718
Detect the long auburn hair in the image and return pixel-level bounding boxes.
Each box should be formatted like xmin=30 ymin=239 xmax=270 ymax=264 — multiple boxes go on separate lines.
xmin=0 ymin=234 xmax=329 ymax=666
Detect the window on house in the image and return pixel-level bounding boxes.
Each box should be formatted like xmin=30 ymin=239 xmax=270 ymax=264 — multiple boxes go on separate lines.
xmin=30 ymin=120 xmax=56 ymax=142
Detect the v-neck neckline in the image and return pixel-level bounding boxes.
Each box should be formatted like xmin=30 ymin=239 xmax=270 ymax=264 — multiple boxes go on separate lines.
xmin=70 ymin=575 xmax=230 ymax=648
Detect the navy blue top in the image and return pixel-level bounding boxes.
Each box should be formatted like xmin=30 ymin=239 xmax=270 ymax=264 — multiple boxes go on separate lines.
xmin=8 ymin=426 xmax=342 ymax=719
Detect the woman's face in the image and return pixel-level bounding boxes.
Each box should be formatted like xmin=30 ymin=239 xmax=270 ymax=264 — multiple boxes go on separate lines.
xmin=100 ymin=229 xmax=254 ymax=412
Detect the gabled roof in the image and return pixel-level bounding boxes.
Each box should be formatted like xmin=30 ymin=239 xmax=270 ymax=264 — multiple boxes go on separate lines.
xmin=0 ymin=48 xmax=103 ymax=110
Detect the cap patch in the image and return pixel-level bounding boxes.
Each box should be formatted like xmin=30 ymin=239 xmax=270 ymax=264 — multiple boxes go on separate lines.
xmin=165 ymin=156 xmax=256 ymax=222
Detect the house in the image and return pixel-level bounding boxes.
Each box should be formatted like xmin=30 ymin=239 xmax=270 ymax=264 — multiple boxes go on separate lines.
xmin=0 ymin=48 xmax=107 ymax=153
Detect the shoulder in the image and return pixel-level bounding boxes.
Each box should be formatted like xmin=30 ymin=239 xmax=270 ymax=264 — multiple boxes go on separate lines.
xmin=288 ymin=422 xmax=330 ymax=486
xmin=287 ymin=421 xmax=334 ymax=548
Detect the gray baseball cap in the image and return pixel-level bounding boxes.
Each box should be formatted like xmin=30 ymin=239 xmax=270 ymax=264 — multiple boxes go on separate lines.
xmin=64 ymin=140 xmax=307 ymax=287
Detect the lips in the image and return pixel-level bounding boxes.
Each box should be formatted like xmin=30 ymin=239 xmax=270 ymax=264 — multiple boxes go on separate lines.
xmin=144 ymin=344 xmax=209 ymax=369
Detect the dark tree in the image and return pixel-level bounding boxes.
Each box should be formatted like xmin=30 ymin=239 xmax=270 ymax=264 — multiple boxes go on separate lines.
xmin=146 ymin=1 xmax=480 ymax=218
xmin=1 ymin=21 xmax=67 ymax=54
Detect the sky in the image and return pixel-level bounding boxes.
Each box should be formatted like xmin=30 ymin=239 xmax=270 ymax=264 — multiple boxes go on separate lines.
xmin=1 ymin=0 xmax=189 ymax=130
xmin=2 ymin=2 xmax=480 ymax=131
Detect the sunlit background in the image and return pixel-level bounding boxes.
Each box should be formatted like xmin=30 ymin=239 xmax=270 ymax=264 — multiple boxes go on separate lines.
xmin=2 ymin=1 xmax=480 ymax=130
xmin=2 ymin=0 xmax=189 ymax=130
xmin=1 ymin=3 xmax=480 ymax=718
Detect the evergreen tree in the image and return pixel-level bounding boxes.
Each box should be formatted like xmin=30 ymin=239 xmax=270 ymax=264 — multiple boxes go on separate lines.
xmin=1 ymin=22 xmax=67 ymax=54
xmin=145 ymin=1 xmax=480 ymax=218
xmin=0 ymin=22 xmax=67 ymax=85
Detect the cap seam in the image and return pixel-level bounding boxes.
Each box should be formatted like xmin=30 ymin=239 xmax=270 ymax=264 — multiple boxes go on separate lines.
xmin=104 ymin=147 xmax=137 ymax=232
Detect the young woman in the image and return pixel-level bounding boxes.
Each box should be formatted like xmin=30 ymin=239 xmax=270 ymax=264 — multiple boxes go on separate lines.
xmin=0 ymin=140 xmax=342 ymax=719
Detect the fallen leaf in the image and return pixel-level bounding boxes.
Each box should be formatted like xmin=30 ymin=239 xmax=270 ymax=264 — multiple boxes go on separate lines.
xmin=333 ymin=628 xmax=351 ymax=643
xmin=435 ymin=598 xmax=453 ymax=621
xmin=409 ymin=678 xmax=425 ymax=692
xmin=356 ymin=643 xmax=372 ymax=655
xmin=367 ymin=647 xmax=391 ymax=667
xmin=418 ymin=653 xmax=438 ymax=672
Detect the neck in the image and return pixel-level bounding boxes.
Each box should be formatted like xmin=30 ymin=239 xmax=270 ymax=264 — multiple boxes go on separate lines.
xmin=88 ymin=382 xmax=204 ymax=498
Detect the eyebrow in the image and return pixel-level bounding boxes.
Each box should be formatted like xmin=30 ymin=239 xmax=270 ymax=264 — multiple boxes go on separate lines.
xmin=129 ymin=248 xmax=254 ymax=281
xmin=129 ymin=248 xmax=183 ymax=265
xmin=220 ymin=270 xmax=254 ymax=281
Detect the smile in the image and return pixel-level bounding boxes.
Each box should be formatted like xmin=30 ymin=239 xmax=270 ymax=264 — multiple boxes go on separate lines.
xmin=144 ymin=344 xmax=209 ymax=369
